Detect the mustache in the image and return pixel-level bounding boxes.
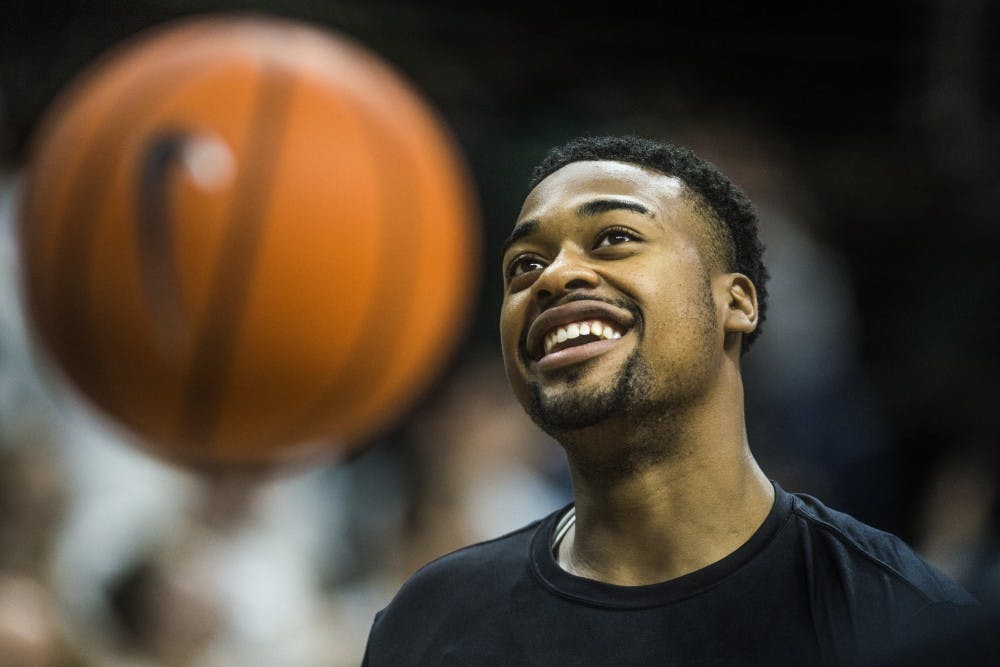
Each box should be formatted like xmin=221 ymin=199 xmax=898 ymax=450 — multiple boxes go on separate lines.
xmin=552 ymin=293 xmax=641 ymax=319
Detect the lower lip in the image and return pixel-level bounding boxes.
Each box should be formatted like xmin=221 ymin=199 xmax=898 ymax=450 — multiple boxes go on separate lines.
xmin=535 ymin=334 xmax=628 ymax=372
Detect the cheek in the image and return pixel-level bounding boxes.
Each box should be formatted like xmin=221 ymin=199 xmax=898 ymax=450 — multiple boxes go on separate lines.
xmin=500 ymin=352 xmax=531 ymax=409
xmin=499 ymin=298 xmax=530 ymax=393
xmin=639 ymin=277 xmax=718 ymax=349
xmin=499 ymin=290 xmax=532 ymax=343
xmin=498 ymin=307 xmax=518 ymax=354
xmin=498 ymin=318 xmax=519 ymax=367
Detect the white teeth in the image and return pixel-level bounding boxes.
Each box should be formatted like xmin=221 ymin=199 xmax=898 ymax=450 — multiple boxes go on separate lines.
xmin=540 ymin=319 xmax=627 ymax=357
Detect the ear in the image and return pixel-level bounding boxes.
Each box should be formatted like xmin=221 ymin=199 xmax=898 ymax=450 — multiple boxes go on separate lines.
xmin=722 ymin=273 xmax=758 ymax=335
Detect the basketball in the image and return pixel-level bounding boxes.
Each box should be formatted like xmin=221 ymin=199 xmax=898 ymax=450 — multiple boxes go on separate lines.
xmin=16 ymin=14 xmax=480 ymax=470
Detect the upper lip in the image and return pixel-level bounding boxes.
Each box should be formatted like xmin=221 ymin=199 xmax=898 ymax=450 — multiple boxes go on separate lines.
xmin=524 ymin=298 xmax=636 ymax=361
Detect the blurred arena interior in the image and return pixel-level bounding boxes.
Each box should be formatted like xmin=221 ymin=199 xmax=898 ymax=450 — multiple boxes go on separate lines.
xmin=1 ymin=2 xmax=998 ymax=665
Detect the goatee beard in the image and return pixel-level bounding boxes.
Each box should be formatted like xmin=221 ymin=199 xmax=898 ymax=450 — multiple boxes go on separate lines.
xmin=526 ymin=350 xmax=653 ymax=435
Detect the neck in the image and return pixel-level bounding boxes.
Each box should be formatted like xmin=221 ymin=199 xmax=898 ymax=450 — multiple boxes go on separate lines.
xmin=555 ymin=370 xmax=774 ymax=586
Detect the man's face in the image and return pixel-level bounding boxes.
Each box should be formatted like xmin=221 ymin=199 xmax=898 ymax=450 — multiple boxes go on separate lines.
xmin=499 ymin=160 xmax=726 ymax=437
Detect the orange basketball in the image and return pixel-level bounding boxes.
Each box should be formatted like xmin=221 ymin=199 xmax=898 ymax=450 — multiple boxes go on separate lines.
xmin=17 ymin=14 xmax=480 ymax=470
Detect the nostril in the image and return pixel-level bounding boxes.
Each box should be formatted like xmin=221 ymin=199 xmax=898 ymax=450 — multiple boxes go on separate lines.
xmin=565 ymin=278 xmax=591 ymax=290
xmin=536 ymin=288 xmax=552 ymax=300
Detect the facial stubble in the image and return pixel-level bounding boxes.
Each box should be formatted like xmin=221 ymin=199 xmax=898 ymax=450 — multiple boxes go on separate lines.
xmin=526 ymin=348 xmax=677 ymax=479
xmin=526 ymin=348 xmax=652 ymax=434
xmin=523 ymin=275 xmax=718 ymax=471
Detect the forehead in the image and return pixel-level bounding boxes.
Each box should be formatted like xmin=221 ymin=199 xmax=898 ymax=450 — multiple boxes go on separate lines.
xmin=518 ymin=160 xmax=687 ymax=224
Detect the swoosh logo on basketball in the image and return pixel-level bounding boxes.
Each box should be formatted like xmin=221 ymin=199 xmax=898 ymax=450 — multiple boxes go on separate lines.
xmin=46 ymin=51 xmax=216 ymax=424
xmin=136 ymin=130 xmax=191 ymax=354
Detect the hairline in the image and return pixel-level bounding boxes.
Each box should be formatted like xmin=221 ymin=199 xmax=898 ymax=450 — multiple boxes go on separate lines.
xmin=530 ymin=158 xmax=737 ymax=273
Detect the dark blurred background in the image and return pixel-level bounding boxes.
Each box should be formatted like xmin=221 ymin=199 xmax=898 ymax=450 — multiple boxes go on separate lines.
xmin=0 ymin=2 xmax=998 ymax=665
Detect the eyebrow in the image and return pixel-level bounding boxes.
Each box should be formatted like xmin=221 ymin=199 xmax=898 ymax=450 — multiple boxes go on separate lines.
xmin=576 ymin=198 xmax=652 ymax=218
xmin=502 ymin=220 xmax=539 ymax=257
xmin=501 ymin=198 xmax=654 ymax=257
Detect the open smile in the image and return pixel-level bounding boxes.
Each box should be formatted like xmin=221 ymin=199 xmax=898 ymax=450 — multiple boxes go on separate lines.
xmin=542 ymin=318 xmax=623 ymax=355
xmin=523 ymin=299 xmax=636 ymax=370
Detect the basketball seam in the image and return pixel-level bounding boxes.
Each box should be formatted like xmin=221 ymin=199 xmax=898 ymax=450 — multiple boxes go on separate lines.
xmin=256 ymin=87 xmax=421 ymax=454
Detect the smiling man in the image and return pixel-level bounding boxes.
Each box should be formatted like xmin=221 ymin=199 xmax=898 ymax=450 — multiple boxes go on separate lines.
xmin=362 ymin=136 xmax=977 ymax=666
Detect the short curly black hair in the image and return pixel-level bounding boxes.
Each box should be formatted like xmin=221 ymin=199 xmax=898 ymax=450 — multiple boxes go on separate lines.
xmin=528 ymin=135 xmax=769 ymax=354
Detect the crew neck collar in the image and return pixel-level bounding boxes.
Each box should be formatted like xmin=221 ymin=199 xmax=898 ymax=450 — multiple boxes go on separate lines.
xmin=529 ymin=481 xmax=793 ymax=609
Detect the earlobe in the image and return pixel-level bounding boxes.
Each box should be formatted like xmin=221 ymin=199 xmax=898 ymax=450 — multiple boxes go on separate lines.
xmin=724 ymin=274 xmax=758 ymax=334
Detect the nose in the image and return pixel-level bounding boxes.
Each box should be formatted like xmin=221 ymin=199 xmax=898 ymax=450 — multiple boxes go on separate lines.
xmin=532 ymin=248 xmax=600 ymax=304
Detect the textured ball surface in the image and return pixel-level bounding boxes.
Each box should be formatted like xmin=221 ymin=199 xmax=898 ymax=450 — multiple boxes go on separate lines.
xmin=18 ymin=14 xmax=480 ymax=470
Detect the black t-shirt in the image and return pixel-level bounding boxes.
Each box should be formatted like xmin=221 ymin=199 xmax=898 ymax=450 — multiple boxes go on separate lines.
xmin=363 ymin=483 xmax=977 ymax=666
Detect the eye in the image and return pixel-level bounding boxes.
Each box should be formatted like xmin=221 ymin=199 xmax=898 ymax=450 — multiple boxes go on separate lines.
xmin=505 ymin=254 xmax=547 ymax=280
xmin=594 ymin=226 xmax=639 ymax=248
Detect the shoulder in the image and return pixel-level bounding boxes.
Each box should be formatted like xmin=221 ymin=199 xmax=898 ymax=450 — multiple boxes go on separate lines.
xmin=363 ymin=514 xmax=553 ymax=665
xmin=788 ymin=490 xmax=977 ymax=607
xmin=371 ymin=511 xmax=554 ymax=625
xmin=395 ymin=517 xmax=540 ymax=599
xmin=781 ymin=489 xmax=979 ymax=664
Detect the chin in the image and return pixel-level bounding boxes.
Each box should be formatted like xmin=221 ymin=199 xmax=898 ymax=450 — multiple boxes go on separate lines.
xmin=526 ymin=350 xmax=652 ymax=435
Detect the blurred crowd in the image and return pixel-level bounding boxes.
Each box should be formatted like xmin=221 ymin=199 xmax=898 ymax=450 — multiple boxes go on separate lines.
xmin=0 ymin=167 xmax=573 ymax=666
xmin=1 ymin=107 xmax=998 ymax=665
